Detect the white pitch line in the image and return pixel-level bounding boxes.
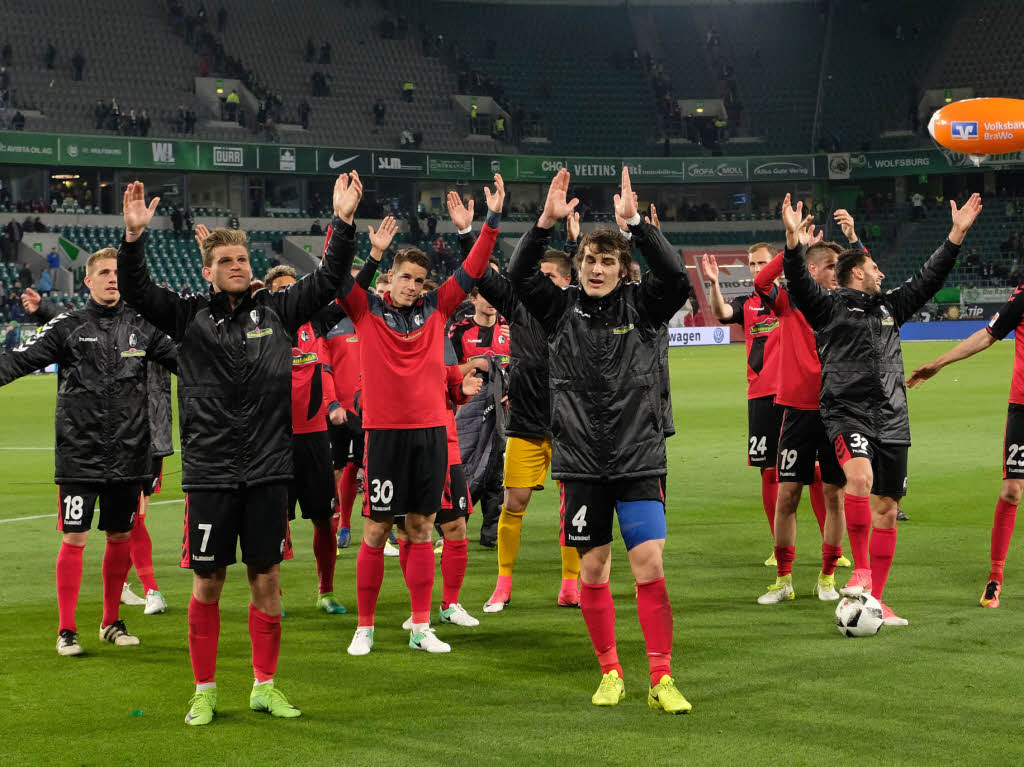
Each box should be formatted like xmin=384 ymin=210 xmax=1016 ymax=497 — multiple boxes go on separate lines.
xmin=0 ymin=447 xmax=54 ymax=450
xmin=0 ymin=498 xmax=184 ymax=524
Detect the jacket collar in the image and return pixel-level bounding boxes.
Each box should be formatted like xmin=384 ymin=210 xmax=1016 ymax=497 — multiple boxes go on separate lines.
xmin=578 ymin=280 xmax=624 ymax=311
xmin=836 ymin=286 xmax=884 ymax=308
xmin=85 ymin=297 xmax=122 ymax=317
xmin=209 ymin=286 xmax=254 ymax=318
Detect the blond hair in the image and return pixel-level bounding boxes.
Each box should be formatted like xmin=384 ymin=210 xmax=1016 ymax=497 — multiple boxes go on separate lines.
xmin=86 ymin=247 xmax=118 ymax=275
xmin=200 ymin=227 xmax=248 ymax=267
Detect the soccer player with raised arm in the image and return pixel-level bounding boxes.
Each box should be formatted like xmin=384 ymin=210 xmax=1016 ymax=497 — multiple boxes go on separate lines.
xmin=116 ymin=175 xmax=359 ymax=725
xmin=750 ymin=213 xmax=863 ymax=604
xmin=781 ymin=192 xmax=982 ymax=626
xmin=907 ymin=279 xmax=1024 ymax=608
xmin=510 ymin=168 xmax=691 ymax=713
xmin=0 ymin=248 xmax=177 ymax=655
xmin=444 ymin=192 xmax=581 ymax=611
xmin=339 ymin=175 xmax=502 ymax=657
xmin=702 ymin=244 xmax=784 ymax=566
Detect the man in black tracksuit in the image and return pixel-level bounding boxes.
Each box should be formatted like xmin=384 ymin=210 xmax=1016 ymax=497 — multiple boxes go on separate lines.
xmin=510 ymin=168 xmax=692 ymax=714
xmin=781 ymin=192 xmax=983 ymax=626
xmin=0 ymin=249 xmax=177 ymax=656
xmin=23 ymin=286 xmax=174 ymax=614
xmin=444 ymin=192 xmax=581 ymax=611
xmin=115 ymin=175 xmax=361 ymax=725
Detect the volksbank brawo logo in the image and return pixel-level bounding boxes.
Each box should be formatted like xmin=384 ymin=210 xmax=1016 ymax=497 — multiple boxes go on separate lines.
xmin=951 ymin=121 xmax=979 ymax=140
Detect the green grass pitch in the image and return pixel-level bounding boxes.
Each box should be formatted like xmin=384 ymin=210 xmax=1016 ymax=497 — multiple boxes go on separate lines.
xmin=1 ymin=341 xmax=1022 ymax=765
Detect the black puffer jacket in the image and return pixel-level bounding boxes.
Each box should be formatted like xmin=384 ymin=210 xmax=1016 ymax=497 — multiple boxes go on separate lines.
xmin=117 ymin=218 xmax=354 ymax=490
xmin=0 ymin=299 xmax=178 ymax=484
xmin=509 ymin=221 xmax=688 ymax=480
xmin=783 ymin=239 xmax=959 ymax=445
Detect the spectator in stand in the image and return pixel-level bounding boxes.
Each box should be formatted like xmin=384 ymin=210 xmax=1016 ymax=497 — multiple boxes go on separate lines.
xmin=46 ymin=247 xmax=60 ymax=277
xmin=71 ymin=51 xmax=85 ymax=81
xmin=185 ymin=108 xmax=197 ymax=134
xmin=175 ymin=104 xmax=186 ymax=133
xmin=3 ymin=322 xmax=19 ymax=351
xmin=7 ymin=218 xmax=23 ymax=247
xmin=139 ymin=109 xmax=151 ymax=137
xmin=225 ymin=89 xmax=240 ymax=121
xmin=0 ymin=282 xmax=7 ymax=317
xmin=373 ymin=101 xmax=386 ymax=126
xmin=19 ymin=264 xmax=33 ymax=289
xmin=0 ymin=232 xmax=11 ymax=264
xmin=123 ymin=108 xmax=139 ymax=136
xmin=305 ymin=38 xmax=315 ymax=62
xmin=319 ymin=41 xmax=331 ymax=64
xmin=299 ymin=101 xmax=311 ymax=130
xmin=402 ymin=79 xmax=415 ymax=102
xmin=11 ymin=111 xmax=25 ymax=131
xmin=93 ymin=100 xmax=108 ymax=129
xmin=426 ymin=212 xmax=438 ymax=238
xmin=38 ymin=269 xmax=52 ymax=296
xmin=171 ymin=206 xmax=184 ymax=239
xmin=911 ymin=191 xmax=926 ymax=220
xmin=309 ymin=220 xmax=323 ymax=236
xmin=1 ymin=42 xmax=11 ymax=67
xmin=400 ymin=128 xmax=415 ymax=148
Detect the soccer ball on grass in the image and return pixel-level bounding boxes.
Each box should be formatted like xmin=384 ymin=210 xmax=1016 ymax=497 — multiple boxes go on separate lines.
xmin=835 ymin=594 xmax=884 ymax=637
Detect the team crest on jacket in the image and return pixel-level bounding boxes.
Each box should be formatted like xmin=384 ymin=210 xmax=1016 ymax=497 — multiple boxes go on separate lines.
xmin=129 ymin=333 xmax=137 ymax=347
xmin=414 ymin=314 xmax=424 ymax=327
xmin=301 ymin=329 xmax=310 ymax=342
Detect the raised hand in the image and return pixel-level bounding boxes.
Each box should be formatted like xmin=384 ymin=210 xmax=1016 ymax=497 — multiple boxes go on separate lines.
xmin=462 ymin=368 xmax=484 ymax=397
xmin=615 ymin=193 xmax=638 ymax=231
xmin=538 ymin=168 xmax=579 ymax=229
xmin=780 ymin=193 xmax=806 ymax=235
xmin=123 ymin=181 xmax=161 ymax=242
xmin=368 ymin=216 xmax=398 ymax=257
xmin=329 ymin=408 xmax=347 ymax=426
xmin=700 ymin=253 xmax=719 ymax=282
xmin=613 ymin=166 xmax=638 ymax=222
xmin=949 ymin=193 xmax=983 ymax=244
xmin=645 ymin=203 xmax=661 ymax=230
xmin=194 ymin=223 xmax=210 ymax=251
xmin=333 ymin=171 xmax=363 ymax=224
xmin=798 ymin=221 xmax=823 ymax=247
xmin=20 ymin=287 xmax=41 ymax=314
xmin=446 ymin=190 xmax=474 ymax=231
xmin=484 ymin=173 xmax=505 ymax=214
xmin=833 ymin=208 xmax=858 ymax=243
xmin=566 ymin=210 xmax=580 ymax=242
xmin=249 ymin=279 xmax=265 ymax=295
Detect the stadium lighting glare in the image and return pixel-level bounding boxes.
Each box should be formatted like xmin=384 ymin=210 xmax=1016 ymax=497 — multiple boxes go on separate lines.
xmin=53 ymin=174 xmax=80 ymax=180
xmin=696 ymin=107 xmax=704 ymax=113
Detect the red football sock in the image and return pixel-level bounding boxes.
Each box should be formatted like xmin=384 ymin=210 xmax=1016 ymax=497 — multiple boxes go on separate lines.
xmin=822 ymin=543 xmax=843 ymax=576
xmin=580 ymin=581 xmax=622 ymax=677
xmin=397 ymin=537 xmax=411 ymax=578
xmin=990 ymin=499 xmax=1018 ymax=583
xmin=248 ymin=604 xmax=281 ymax=683
xmin=845 ymin=494 xmax=871 ymax=570
xmin=809 ymin=466 xmax=827 ymax=537
xmin=130 ymin=513 xmax=158 ymax=593
xmin=441 ymin=538 xmax=468 ymax=608
xmin=356 ymin=542 xmax=385 ymax=627
xmin=101 ymin=538 xmax=133 ymax=626
xmin=313 ymin=525 xmax=337 ymax=595
xmin=404 ymin=541 xmax=435 ymax=625
xmin=188 ymin=596 xmax=219 ymax=684
xmin=338 ymin=463 xmax=358 ymax=529
xmin=869 ymin=526 xmax=897 ymax=601
xmin=56 ymin=541 xmax=84 ymax=633
xmin=636 ymin=578 xmax=673 ymax=686
xmin=761 ymin=468 xmax=778 ymax=536
xmin=775 ymin=545 xmax=795 ymax=577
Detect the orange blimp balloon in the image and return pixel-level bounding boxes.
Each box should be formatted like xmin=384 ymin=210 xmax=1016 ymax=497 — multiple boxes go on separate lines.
xmin=928 ymin=97 xmax=1024 ymax=155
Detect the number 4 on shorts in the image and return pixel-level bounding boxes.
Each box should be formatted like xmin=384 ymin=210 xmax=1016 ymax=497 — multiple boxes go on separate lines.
xmin=572 ymin=505 xmax=587 ymax=533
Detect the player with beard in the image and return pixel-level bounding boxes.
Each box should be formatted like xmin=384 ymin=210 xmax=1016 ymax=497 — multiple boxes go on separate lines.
xmin=781 ymin=192 xmax=982 ymax=625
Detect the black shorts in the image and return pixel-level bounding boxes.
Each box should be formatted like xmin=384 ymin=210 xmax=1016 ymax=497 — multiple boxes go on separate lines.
xmin=289 ymin=431 xmax=335 ymax=520
xmin=777 ymin=408 xmax=846 ymax=487
xmin=362 ymin=427 xmax=447 ymax=521
xmin=1003 ymin=404 xmax=1024 ymax=479
xmin=832 ymin=431 xmax=909 ymax=499
xmin=558 ymin=476 xmax=665 ymax=548
xmin=181 ymin=483 xmax=289 ymax=569
xmin=747 ymin=395 xmax=783 ymax=468
xmin=142 ymin=456 xmax=165 ymax=497
xmin=329 ymin=411 xmax=364 ymax=470
xmin=57 ymin=482 xmax=142 ymax=534
xmin=437 ymin=463 xmax=472 ymax=525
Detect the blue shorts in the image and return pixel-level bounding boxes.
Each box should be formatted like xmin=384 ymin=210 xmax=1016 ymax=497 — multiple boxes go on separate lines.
xmin=559 ymin=477 xmax=666 ymax=549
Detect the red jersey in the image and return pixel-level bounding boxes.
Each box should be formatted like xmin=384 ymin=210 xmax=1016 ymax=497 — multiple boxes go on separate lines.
xmin=338 ymin=223 xmax=498 ymax=429
xmin=324 ymin=316 xmax=360 ymax=411
xmin=987 ymin=283 xmax=1024 ymax=405
xmin=753 ymin=253 xmax=820 ymax=410
xmin=722 ymin=291 xmax=780 ymax=400
xmin=448 ymin=316 xmax=511 ymax=366
xmin=290 ymin=322 xmax=339 ymax=434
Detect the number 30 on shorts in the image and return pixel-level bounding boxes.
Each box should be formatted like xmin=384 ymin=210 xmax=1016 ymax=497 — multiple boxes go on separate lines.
xmin=370 ymin=479 xmax=394 ymax=505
